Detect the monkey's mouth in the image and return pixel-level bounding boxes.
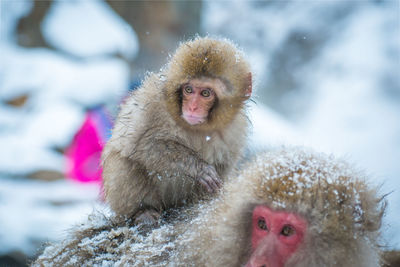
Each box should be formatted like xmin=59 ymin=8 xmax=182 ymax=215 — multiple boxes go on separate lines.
xmin=181 ymin=114 xmax=206 ymax=125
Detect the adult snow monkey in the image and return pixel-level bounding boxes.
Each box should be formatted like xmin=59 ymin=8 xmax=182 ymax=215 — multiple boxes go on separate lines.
xmin=102 ymin=37 xmax=252 ymax=223
xmin=34 ymin=148 xmax=386 ymax=267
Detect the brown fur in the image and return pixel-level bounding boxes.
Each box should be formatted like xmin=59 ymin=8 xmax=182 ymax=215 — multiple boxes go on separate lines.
xmin=382 ymin=250 xmax=400 ymax=267
xmin=34 ymin=148 xmax=386 ymax=266
xmin=102 ymin=37 xmax=251 ymax=218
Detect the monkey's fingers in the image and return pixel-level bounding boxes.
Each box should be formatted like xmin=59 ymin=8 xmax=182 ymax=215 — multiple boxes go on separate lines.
xmin=199 ymin=175 xmax=221 ymax=193
xmin=205 ymin=166 xmax=222 ymax=188
xmin=210 ymin=176 xmax=222 ymax=191
xmin=198 ymin=178 xmax=214 ymax=193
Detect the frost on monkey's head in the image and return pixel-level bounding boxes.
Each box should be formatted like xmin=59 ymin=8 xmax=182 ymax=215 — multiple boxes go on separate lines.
xmin=230 ymin=147 xmax=385 ymax=259
xmin=163 ymin=36 xmax=252 ymax=131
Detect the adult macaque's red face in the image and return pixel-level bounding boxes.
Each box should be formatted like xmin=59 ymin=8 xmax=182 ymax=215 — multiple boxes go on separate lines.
xmin=246 ymin=205 xmax=307 ymax=267
xmin=181 ymin=78 xmax=221 ymax=125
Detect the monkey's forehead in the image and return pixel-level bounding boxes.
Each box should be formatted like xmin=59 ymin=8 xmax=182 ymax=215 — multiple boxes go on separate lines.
xmin=164 ymin=37 xmax=251 ymax=96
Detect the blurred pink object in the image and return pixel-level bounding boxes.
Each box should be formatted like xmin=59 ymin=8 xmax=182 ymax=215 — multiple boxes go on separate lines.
xmin=65 ymin=107 xmax=112 ymax=183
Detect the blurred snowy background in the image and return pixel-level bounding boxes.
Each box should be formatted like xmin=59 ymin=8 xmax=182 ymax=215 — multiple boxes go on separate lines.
xmin=0 ymin=0 xmax=398 ymax=265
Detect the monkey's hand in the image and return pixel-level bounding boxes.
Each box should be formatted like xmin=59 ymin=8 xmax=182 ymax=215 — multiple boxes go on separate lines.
xmin=197 ymin=163 xmax=222 ymax=193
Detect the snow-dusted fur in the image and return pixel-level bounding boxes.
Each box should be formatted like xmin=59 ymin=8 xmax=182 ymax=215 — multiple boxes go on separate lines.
xmin=102 ymin=36 xmax=251 ymax=217
xmin=34 ymin=148 xmax=385 ymax=266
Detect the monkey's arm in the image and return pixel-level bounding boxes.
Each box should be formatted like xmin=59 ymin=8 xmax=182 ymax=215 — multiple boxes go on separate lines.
xmin=133 ymin=138 xmax=222 ymax=192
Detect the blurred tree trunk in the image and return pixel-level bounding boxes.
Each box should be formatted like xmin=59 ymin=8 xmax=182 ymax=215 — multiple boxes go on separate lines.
xmin=107 ymin=0 xmax=203 ymax=76
xmin=17 ymin=0 xmax=52 ymax=47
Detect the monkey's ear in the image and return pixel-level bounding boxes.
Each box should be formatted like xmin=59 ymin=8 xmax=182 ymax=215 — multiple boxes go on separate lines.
xmin=244 ymin=72 xmax=252 ymax=99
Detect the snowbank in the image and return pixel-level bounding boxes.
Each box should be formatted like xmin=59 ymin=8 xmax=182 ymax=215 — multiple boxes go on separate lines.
xmin=42 ymin=0 xmax=138 ymax=59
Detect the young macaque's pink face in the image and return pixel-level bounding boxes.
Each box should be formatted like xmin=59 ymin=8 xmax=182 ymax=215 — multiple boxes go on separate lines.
xmin=246 ymin=205 xmax=307 ymax=267
xmin=181 ymin=78 xmax=222 ymax=125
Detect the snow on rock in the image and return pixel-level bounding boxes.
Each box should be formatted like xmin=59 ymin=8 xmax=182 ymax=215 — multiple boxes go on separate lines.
xmin=0 ymin=44 xmax=130 ymax=106
xmin=0 ymin=176 xmax=103 ymax=256
xmin=41 ymin=0 xmax=138 ymax=59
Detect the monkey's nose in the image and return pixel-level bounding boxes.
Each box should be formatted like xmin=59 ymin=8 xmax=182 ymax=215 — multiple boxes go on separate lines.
xmin=189 ymin=105 xmax=198 ymax=112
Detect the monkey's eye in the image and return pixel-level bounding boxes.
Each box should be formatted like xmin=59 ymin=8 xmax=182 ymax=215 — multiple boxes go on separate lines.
xmin=200 ymin=89 xmax=211 ymax=97
xmin=257 ymin=218 xmax=268 ymax=231
xmin=184 ymin=86 xmax=193 ymax=94
xmin=281 ymin=225 xmax=295 ymax=236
